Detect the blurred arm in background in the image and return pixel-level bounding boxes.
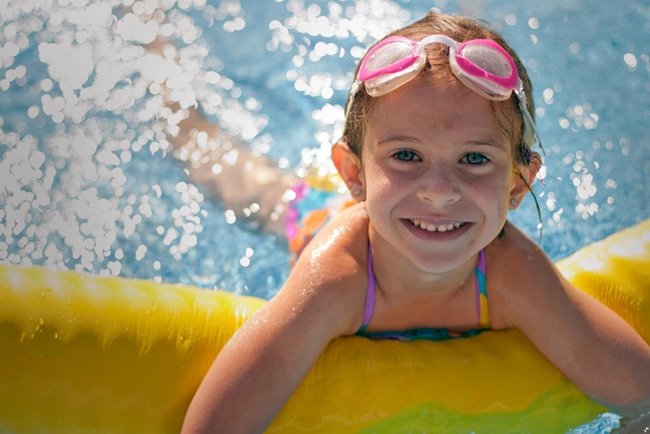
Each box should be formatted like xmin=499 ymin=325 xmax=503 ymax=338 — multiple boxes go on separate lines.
xmin=145 ymin=37 xmax=298 ymax=240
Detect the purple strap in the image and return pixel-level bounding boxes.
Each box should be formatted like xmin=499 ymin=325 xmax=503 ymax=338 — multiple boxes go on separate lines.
xmin=475 ymin=249 xmax=485 ymax=320
xmin=477 ymin=249 xmax=486 ymax=274
xmin=360 ymin=245 xmax=485 ymax=331
xmin=360 ymin=243 xmax=376 ymax=329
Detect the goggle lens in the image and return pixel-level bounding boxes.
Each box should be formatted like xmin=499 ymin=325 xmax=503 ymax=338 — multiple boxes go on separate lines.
xmin=460 ymin=44 xmax=513 ymax=79
xmin=364 ymin=40 xmax=412 ymax=71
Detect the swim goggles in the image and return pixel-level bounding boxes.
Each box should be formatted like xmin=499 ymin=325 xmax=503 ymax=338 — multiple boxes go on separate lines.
xmin=346 ymin=34 xmax=542 ymax=150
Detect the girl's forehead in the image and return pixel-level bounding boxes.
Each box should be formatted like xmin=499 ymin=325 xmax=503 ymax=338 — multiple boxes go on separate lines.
xmin=364 ymin=76 xmax=506 ymax=144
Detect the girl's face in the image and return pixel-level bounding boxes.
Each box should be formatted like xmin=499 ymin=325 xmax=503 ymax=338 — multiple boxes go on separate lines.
xmin=359 ymin=75 xmax=524 ymax=273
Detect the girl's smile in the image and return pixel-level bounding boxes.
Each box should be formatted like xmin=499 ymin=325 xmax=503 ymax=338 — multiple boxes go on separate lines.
xmin=405 ymin=219 xmax=472 ymax=239
xmin=359 ymin=75 xmax=523 ymax=277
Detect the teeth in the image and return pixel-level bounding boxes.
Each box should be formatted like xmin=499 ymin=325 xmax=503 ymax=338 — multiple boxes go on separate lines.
xmin=411 ymin=220 xmax=463 ymax=232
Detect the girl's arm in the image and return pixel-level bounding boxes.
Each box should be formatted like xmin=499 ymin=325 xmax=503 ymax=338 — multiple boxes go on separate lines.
xmin=180 ymin=206 xmax=368 ymax=434
xmin=143 ymin=36 xmax=296 ymax=239
xmin=169 ymin=104 xmax=296 ymax=238
xmin=493 ymin=224 xmax=650 ymax=414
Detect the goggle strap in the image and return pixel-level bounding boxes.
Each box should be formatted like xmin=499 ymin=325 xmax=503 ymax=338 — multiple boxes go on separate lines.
xmin=515 ymin=86 xmax=545 ymax=155
xmin=345 ymin=80 xmax=361 ymax=118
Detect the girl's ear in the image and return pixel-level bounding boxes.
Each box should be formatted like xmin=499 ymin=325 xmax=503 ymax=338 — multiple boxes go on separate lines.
xmin=509 ymin=152 xmax=541 ymax=209
xmin=332 ymin=140 xmax=365 ymax=201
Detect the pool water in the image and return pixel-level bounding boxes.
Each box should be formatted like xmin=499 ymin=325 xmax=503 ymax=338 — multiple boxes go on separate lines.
xmin=0 ymin=0 xmax=649 ymax=431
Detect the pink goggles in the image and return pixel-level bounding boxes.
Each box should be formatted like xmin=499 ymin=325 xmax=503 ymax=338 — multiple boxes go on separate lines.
xmin=346 ymin=34 xmax=542 ymax=150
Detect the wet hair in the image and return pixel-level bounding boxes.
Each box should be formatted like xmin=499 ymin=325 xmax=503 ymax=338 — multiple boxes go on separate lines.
xmin=342 ymin=12 xmax=536 ymax=171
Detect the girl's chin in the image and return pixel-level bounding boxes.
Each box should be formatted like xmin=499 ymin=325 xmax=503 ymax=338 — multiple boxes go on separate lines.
xmin=400 ymin=250 xmax=475 ymax=275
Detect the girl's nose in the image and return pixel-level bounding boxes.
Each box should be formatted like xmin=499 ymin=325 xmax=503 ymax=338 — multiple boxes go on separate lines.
xmin=415 ymin=165 xmax=462 ymax=206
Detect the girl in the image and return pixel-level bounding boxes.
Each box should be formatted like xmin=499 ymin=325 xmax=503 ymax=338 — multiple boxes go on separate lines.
xmin=181 ymin=13 xmax=650 ymax=433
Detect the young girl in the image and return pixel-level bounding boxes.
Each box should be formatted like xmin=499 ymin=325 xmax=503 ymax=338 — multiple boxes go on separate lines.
xmin=181 ymin=13 xmax=650 ymax=433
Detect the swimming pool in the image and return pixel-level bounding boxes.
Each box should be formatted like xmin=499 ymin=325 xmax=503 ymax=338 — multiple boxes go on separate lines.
xmin=0 ymin=0 xmax=648 ymax=431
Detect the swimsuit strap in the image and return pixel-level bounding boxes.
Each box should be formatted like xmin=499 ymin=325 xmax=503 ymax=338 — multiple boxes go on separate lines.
xmin=476 ymin=249 xmax=490 ymax=328
xmin=356 ymin=246 xmax=489 ymax=334
xmin=357 ymin=244 xmax=376 ymax=333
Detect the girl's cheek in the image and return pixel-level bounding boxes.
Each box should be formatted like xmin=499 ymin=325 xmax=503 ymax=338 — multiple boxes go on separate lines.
xmin=370 ymin=168 xmax=411 ymax=194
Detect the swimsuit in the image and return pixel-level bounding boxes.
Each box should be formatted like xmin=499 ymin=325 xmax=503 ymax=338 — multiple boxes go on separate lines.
xmin=355 ymin=245 xmax=490 ymax=341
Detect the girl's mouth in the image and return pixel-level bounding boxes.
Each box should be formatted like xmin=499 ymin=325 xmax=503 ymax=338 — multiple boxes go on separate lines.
xmin=409 ymin=219 xmax=464 ymax=233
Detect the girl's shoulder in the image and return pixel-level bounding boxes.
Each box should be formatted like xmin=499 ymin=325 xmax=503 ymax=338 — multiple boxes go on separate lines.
xmin=485 ymin=220 xmax=541 ymax=268
xmin=299 ymin=201 xmax=370 ymax=264
xmin=484 ymin=221 xmax=564 ymax=330
xmin=283 ymin=201 xmax=371 ymax=336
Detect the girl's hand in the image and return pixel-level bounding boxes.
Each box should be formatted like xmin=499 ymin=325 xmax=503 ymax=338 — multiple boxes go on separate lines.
xmin=180 ymin=204 xmax=369 ymax=434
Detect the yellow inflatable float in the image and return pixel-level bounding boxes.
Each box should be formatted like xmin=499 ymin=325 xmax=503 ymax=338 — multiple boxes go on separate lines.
xmin=1 ymin=219 xmax=649 ymax=433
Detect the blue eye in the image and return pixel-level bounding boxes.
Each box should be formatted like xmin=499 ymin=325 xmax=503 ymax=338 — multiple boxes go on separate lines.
xmin=393 ymin=150 xmax=420 ymax=162
xmin=463 ymin=153 xmax=488 ymax=165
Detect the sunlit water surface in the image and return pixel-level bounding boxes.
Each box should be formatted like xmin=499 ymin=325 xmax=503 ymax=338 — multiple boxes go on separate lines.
xmin=1 ymin=0 xmax=649 ymax=431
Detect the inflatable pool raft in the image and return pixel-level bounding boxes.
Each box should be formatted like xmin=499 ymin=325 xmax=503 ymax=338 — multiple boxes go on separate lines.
xmin=1 ymin=219 xmax=649 ymax=433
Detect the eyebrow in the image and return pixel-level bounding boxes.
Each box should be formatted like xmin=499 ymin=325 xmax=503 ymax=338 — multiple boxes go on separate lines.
xmin=376 ymin=136 xmax=422 ymax=147
xmin=461 ymin=140 xmax=509 ymax=152
xmin=376 ymin=136 xmax=509 ymax=152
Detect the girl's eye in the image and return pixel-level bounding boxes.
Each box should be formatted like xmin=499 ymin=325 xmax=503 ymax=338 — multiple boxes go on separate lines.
xmin=463 ymin=153 xmax=489 ymax=165
xmin=393 ymin=150 xmax=421 ymax=162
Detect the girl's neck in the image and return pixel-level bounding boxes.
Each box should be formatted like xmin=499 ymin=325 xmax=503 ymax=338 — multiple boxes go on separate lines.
xmin=368 ymin=224 xmax=480 ymax=298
